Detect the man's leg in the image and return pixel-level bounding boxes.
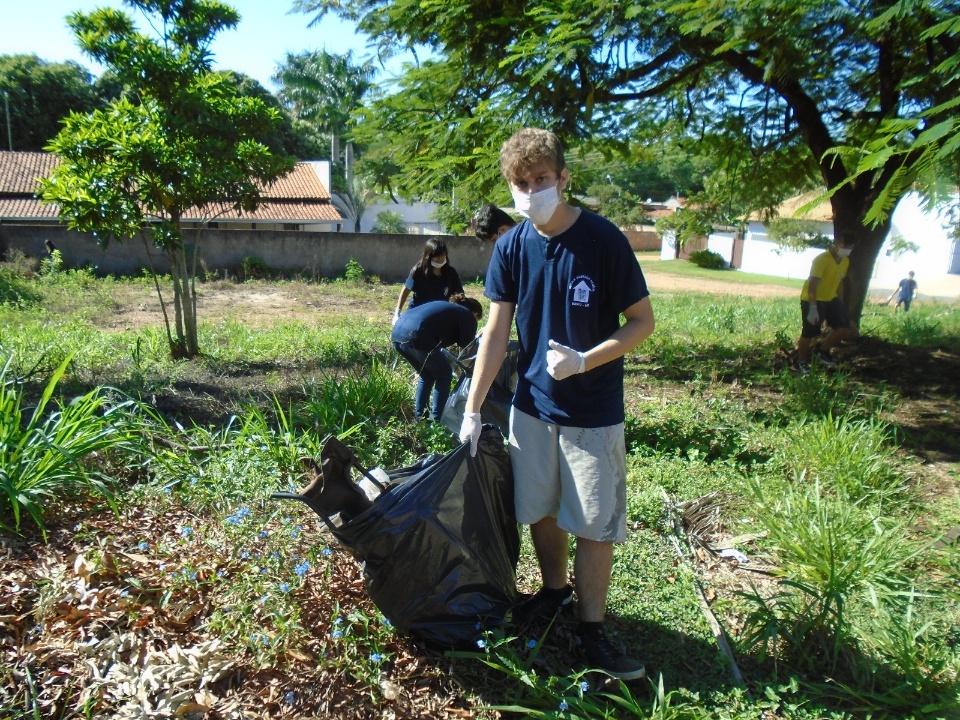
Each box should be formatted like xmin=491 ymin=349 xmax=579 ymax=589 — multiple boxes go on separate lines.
xmin=530 ymin=515 xmax=570 ymax=590
xmin=820 ymin=326 xmax=850 ymax=353
xmin=574 ymin=538 xmax=613 ymax=623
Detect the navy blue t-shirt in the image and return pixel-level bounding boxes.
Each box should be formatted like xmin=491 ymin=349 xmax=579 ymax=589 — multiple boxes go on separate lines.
xmin=404 ymin=265 xmax=464 ymax=308
xmin=484 ymin=210 xmax=649 ymax=427
xmin=391 ymin=301 xmax=477 ymax=352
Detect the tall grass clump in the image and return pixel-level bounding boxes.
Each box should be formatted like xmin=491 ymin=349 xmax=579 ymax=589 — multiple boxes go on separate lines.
xmin=739 ymin=479 xmax=958 ymax=713
xmin=769 ymin=415 xmax=909 ymax=505
xmin=302 ymin=359 xmax=409 ymax=436
xmin=0 ymin=351 xmax=145 ymax=534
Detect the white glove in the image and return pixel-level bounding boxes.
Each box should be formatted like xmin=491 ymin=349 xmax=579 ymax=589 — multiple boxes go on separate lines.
xmin=392 ymin=309 xmax=400 ymax=326
xmin=806 ymin=306 xmax=819 ymax=325
xmin=459 ymin=412 xmax=482 ymax=457
xmin=546 ymin=339 xmax=585 ymax=381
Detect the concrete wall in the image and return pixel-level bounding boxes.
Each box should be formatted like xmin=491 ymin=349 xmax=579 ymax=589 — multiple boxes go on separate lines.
xmin=0 ymin=224 xmax=497 ymax=282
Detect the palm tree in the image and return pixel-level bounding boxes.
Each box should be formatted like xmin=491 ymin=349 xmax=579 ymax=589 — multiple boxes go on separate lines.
xmin=272 ymin=50 xmax=376 ymax=166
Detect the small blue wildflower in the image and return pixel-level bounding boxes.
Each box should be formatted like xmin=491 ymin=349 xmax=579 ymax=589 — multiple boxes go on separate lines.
xmin=382 ymin=618 xmax=391 ymax=626
xmin=476 ymin=639 xmax=486 ymax=649
xmin=259 ymin=530 xmax=269 ymax=538
xmin=225 ymin=516 xmax=241 ymax=525
xmin=240 ymin=551 xmax=250 ymax=560
xmin=237 ymin=508 xmax=251 ymax=518
xmin=333 ymin=617 xmax=342 ymax=625
xmin=272 ymin=551 xmax=280 ymax=559
xmin=279 ymin=583 xmax=290 ymax=593
xmin=260 ymin=568 xmax=268 ymax=575
xmin=189 ymin=572 xmax=197 ymax=581
xmin=180 ymin=527 xmax=192 ymax=538
xmin=284 ymin=691 xmax=295 ymax=704
xmin=580 ymin=681 xmax=589 ymax=692
xmin=331 ymin=630 xmax=343 ymax=639
xmin=217 ymin=570 xmax=225 ymax=578
xmin=258 ymin=595 xmax=269 ymax=604
xmin=290 ymin=527 xmax=300 ymax=538
xmin=321 ymin=547 xmax=332 ymax=556
xmin=370 ymin=653 xmax=382 ymax=663
xmin=119 ymin=589 xmax=129 ymax=597
xmin=137 ymin=541 xmax=149 ymax=551
xmin=559 ymin=700 xmax=569 ymax=711
xmin=294 ymin=561 xmax=310 ymax=577
xmin=475 ymin=621 xmax=482 ymax=630
xmin=158 ymin=563 xmax=166 ymax=571
xmin=164 ymin=487 xmax=172 ymax=495
xmin=527 ymin=639 xmax=537 ymax=649
xmin=190 ymin=477 xmax=198 ymax=486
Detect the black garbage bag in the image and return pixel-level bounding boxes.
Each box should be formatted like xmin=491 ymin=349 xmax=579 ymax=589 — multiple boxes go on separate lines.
xmin=440 ymin=337 xmax=519 ymax=437
xmin=272 ymin=427 xmax=519 ymax=647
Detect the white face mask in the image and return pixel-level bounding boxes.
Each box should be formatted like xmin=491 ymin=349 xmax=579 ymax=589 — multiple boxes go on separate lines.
xmin=512 ymin=183 xmax=560 ymax=226
xmin=430 ymin=259 xmax=446 ymax=268
xmin=837 ymin=248 xmax=852 ymax=258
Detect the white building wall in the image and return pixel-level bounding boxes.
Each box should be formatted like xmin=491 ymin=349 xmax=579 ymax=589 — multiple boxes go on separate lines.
xmin=707 ymin=231 xmax=736 ymax=267
xmin=870 ymin=192 xmax=957 ymax=285
xmin=738 ymin=220 xmax=833 ymax=279
xmin=360 ymin=201 xmax=442 ymax=234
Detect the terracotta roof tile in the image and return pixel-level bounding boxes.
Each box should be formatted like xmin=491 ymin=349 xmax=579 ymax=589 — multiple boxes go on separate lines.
xmin=0 ymin=151 xmax=340 ymax=223
xmin=0 ymin=197 xmax=60 ymax=219
xmin=0 ymin=151 xmax=60 ymax=194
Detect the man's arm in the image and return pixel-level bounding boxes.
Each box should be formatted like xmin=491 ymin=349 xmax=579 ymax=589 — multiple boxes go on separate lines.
xmin=581 ymin=297 xmax=655 ymax=372
xmin=464 ymin=301 xmax=514 ymax=415
xmin=807 ymin=276 xmax=820 ymax=304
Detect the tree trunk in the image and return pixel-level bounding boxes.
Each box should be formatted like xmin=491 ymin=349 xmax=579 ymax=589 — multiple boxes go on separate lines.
xmin=830 ymin=188 xmax=895 ymax=328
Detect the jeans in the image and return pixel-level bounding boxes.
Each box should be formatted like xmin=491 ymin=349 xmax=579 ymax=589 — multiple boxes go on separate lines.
xmin=393 ymin=341 xmax=453 ymax=421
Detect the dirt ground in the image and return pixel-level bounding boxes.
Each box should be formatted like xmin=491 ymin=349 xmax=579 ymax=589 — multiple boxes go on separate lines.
xmin=104 ymin=267 xmax=797 ymax=331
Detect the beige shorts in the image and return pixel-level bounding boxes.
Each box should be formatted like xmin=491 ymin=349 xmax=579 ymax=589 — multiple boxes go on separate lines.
xmin=509 ymin=407 xmax=627 ymax=543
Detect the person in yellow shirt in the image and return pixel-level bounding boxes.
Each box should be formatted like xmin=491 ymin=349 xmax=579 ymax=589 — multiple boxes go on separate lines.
xmin=796 ymin=236 xmax=854 ymax=372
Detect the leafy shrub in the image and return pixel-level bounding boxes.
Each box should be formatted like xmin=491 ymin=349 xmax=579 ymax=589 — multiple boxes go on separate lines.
xmin=240 ymin=255 xmax=272 ymax=280
xmin=688 ymin=249 xmax=726 ymax=269
xmin=343 ymin=258 xmax=366 ymax=282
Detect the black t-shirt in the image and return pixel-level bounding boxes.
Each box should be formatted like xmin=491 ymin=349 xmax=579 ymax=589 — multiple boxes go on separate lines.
xmin=404 ymin=264 xmax=464 ymax=308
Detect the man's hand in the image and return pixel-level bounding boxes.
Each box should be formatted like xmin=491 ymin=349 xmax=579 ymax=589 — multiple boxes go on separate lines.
xmin=546 ymin=339 xmax=585 ymax=381
xmin=459 ymin=412 xmax=481 ymax=457
xmin=806 ymin=306 xmax=819 ymax=325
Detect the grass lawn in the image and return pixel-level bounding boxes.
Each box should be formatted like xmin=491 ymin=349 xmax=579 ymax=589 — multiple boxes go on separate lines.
xmin=1 ymin=263 xmax=958 ymax=719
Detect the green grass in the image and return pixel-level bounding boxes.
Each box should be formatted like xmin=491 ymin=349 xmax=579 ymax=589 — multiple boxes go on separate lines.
xmin=643 ymin=257 xmax=806 ymax=289
xmin=1 ymin=271 xmax=958 ymax=719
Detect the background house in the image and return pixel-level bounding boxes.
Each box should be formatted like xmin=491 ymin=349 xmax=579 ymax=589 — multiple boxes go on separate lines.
xmin=661 ymin=189 xmax=960 ymax=299
xmin=358 ymin=200 xmax=442 ymax=235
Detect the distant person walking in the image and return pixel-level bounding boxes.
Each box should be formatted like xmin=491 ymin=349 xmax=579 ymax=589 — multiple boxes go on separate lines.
xmin=392 ymin=295 xmax=482 ymax=421
xmin=393 ymin=238 xmax=464 ymax=326
xmin=796 ymin=236 xmax=854 ymax=372
xmin=889 ymin=271 xmax=918 ymax=312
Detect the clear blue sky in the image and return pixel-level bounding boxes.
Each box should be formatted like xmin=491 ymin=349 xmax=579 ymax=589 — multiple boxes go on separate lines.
xmin=0 ymin=0 xmax=404 ymax=89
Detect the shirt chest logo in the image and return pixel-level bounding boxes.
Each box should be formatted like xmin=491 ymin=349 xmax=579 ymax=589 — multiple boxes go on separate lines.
xmin=570 ymin=275 xmax=596 ymax=307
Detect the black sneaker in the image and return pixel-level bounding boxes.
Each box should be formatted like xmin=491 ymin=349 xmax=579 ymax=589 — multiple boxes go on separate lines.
xmin=576 ymin=626 xmax=645 ymax=681
xmin=514 ymin=585 xmax=574 ymax=625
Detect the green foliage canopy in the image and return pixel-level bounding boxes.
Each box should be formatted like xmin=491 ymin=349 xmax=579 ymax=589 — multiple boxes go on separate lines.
xmin=295 ymin=0 xmax=959 ymax=320
xmin=0 ymin=54 xmax=104 ymax=151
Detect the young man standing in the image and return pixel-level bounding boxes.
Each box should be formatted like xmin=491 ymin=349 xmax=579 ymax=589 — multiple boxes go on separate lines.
xmin=459 ymin=128 xmax=655 ymax=680
xmin=796 ymin=236 xmax=854 ymax=372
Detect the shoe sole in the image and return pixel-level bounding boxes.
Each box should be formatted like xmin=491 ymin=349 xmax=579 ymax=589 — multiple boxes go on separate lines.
xmin=606 ymin=665 xmax=646 ymax=681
